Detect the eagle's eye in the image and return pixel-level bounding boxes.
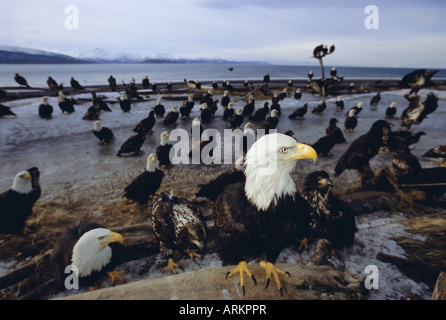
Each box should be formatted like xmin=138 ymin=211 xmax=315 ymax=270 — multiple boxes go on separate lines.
xmin=279 ymin=147 xmax=289 ymax=154
xmin=98 ymin=235 xmax=106 ymax=241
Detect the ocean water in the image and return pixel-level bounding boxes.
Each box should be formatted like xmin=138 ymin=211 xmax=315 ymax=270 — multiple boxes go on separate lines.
xmin=1 ymin=63 xmax=445 ymax=88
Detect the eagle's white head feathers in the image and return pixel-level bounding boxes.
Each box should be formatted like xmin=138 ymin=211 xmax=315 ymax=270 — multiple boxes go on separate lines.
xmin=71 ymin=228 xmax=123 ymax=277
xmin=11 ymin=170 xmax=33 ymax=194
xmin=244 ymin=133 xmax=317 ymax=211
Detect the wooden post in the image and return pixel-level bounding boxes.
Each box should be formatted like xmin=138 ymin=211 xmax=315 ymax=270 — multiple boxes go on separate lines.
xmin=318 ymin=57 xmax=326 ymax=97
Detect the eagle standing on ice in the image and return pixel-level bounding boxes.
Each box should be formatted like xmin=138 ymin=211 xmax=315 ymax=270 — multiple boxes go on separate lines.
xmin=151 ymin=192 xmax=206 ymax=274
xmin=210 ymin=133 xmax=317 ymax=296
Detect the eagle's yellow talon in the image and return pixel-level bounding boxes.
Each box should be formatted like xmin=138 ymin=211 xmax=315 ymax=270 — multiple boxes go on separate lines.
xmin=260 ymin=261 xmax=289 ymax=297
xmin=297 ymin=237 xmax=309 ymax=251
xmin=107 ymin=270 xmax=126 ymax=285
xmin=226 ymin=261 xmax=257 ymax=296
xmin=184 ymin=248 xmax=201 ymax=260
xmin=164 ymin=258 xmax=179 ymax=274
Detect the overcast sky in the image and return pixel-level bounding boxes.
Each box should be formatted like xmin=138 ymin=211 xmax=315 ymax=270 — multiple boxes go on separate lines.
xmin=1 ymin=0 xmax=445 ymax=67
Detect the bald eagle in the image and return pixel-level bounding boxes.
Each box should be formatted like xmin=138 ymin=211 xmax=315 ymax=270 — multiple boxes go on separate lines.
xmin=123 ymin=153 xmax=164 ymax=204
xmin=223 ymin=103 xmax=235 ymax=122
xmin=344 ymin=109 xmax=358 ymax=133
xmin=0 ymin=169 xmax=41 ymax=234
xmin=14 ymin=73 xmax=30 ymax=88
xmin=93 ymin=121 xmax=114 ymax=145
xmin=249 ymin=102 xmax=269 ymax=122
xmin=38 ymin=96 xmax=53 ymax=119
xmin=116 ymin=128 xmax=146 ymax=156
xmin=0 ymin=104 xmax=16 ymax=118
xmin=162 ymin=105 xmax=179 ymax=126
xmin=325 ymin=118 xmax=346 ymax=144
xmin=398 ymin=69 xmax=438 ymax=94
xmin=51 ymin=222 xmax=125 ymax=289
xmin=370 ymin=92 xmax=381 ymax=106
xmin=212 ymin=133 xmax=317 ymax=296
xmin=58 ymin=91 xmax=75 ymax=114
xmin=70 ymin=77 xmax=85 ymax=91
xmin=153 ymin=98 xmax=165 ymax=118
xmin=335 ymin=120 xmax=392 ymax=185
xmin=400 ymin=93 xmax=438 ymax=131
xmin=133 ymin=110 xmax=156 ymax=134
xmin=423 ymin=145 xmax=446 ymax=167
xmin=151 ymin=192 xmax=206 ymax=274
xmin=385 ymin=102 xmax=397 ymax=118
xmin=156 ymin=131 xmax=173 ymax=168
xmin=303 ymin=171 xmax=357 ymax=253
xmin=118 ymin=94 xmax=131 ymax=113
xmin=229 ymin=108 xmax=244 ymax=130
xmin=288 ymin=103 xmax=308 ymax=120
xmin=311 ymin=100 xmax=327 ymax=115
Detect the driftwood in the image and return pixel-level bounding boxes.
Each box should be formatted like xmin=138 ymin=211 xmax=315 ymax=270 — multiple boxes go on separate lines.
xmin=432 ymin=272 xmax=446 ymax=300
xmin=377 ymin=252 xmax=443 ymax=287
xmin=56 ymin=262 xmax=368 ymax=300
xmin=0 ymin=251 xmax=52 ymax=291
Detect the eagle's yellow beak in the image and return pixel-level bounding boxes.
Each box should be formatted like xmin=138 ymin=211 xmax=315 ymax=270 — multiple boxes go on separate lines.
xmin=22 ymin=172 xmax=32 ymax=180
xmin=107 ymin=232 xmax=124 ymax=245
xmin=150 ymin=156 xmax=157 ymax=162
xmin=283 ymin=143 xmax=317 ymax=163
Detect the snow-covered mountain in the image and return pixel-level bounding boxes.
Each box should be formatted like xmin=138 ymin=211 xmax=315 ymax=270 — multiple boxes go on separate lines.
xmin=0 ymin=45 xmax=266 ymax=64
xmin=0 ymin=45 xmax=87 ymax=64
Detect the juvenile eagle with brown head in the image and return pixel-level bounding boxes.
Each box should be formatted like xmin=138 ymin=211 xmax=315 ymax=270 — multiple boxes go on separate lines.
xmin=151 ymin=192 xmax=206 ymax=274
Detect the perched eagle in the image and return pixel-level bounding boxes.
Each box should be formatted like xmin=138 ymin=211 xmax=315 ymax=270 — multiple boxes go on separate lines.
xmin=123 ymin=153 xmax=164 ymax=204
xmin=70 ymin=77 xmax=85 ymax=91
xmin=0 ymin=169 xmax=41 ymax=234
xmin=400 ymin=93 xmax=438 ymax=131
xmin=0 ymin=104 xmax=17 ymax=118
xmin=153 ymin=98 xmax=165 ymax=118
xmin=311 ymin=134 xmax=337 ymax=157
xmin=398 ymin=69 xmax=438 ymax=94
xmin=229 ymin=108 xmax=244 ymax=130
xmin=151 ymin=192 xmax=206 ymax=274
xmin=370 ymin=92 xmax=381 ymax=106
xmin=288 ymin=103 xmax=308 ymax=120
xmin=386 ymin=130 xmax=425 ymax=152
xmin=162 ymin=105 xmax=179 ymax=126
xmin=311 ymin=100 xmax=327 ymax=115
xmin=116 ymin=128 xmax=146 ymax=156
xmin=14 ymin=73 xmax=31 ymax=88
xmin=58 ymin=91 xmax=75 ymax=114
xmin=302 ymin=170 xmax=357 ymax=253
xmin=249 ymin=102 xmax=269 ymax=122
xmin=335 ymin=120 xmax=392 ymax=185
xmin=223 ymin=103 xmax=235 ymax=122
xmin=211 ymin=133 xmax=317 ymax=296
xmin=51 ymin=222 xmax=125 ymax=289
xmin=344 ymin=109 xmax=358 ymax=133
xmin=385 ymin=102 xmax=397 ymax=118
xmin=423 ymin=145 xmax=446 ymax=167
xmin=38 ymin=96 xmax=54 ymax=119
xmin=156 ymin=131 xmax=173 ymax=168
xmin=118 ymin=94 xmax=131 ymax=113
xmin=93 ymin=121 xmax=114 ymax=145
xmin=133 ymin=110 xmax=156 ymax=134
xmin=325 ymin=118 xmax=346 ymax=144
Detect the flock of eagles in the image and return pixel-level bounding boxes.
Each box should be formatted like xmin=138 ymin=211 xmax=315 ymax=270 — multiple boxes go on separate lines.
xmin=1 ymin=68 xmax=445 ymax=298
